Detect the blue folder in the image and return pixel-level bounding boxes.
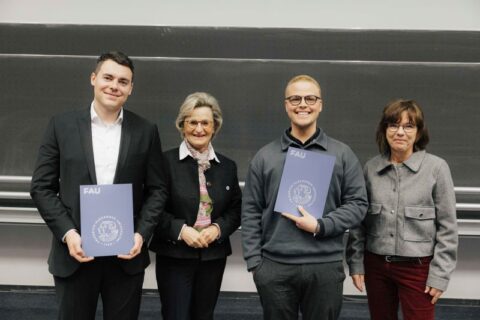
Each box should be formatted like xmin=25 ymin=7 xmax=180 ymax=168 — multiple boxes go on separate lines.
xmin=80 ymin=184 xmax=134 ymax=257
xmin=274 ymin=147 xmax=336 ymax=218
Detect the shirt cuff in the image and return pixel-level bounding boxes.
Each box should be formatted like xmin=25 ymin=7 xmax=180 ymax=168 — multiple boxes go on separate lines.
xmin=313 ymin=220 xmax=321 ymax=237
xmin=178 ymin=224 xmax=187 ymax=241
xmin=314 ymin=220 xmax=326 ymax=238
xmin=212 ymin=223 xmax=221 ymax=239
xmin=62 ymin=229 xmax=77 ymax=243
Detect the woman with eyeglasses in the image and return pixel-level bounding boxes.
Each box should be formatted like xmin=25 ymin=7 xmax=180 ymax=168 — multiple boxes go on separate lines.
xmin=347 ymin=99 xmax=458 ymax=320
xmin=149 ymin=92 xmax=242 ymax=320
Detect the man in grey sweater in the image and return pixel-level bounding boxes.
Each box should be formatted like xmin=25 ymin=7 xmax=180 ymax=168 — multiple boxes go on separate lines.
xmin=241 ymin=74 xmax=368 ymax=320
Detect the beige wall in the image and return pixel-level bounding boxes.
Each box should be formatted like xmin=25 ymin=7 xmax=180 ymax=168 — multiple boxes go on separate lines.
xmin=1 ymin=224 xmax=479 ymax=299
xmin=1 ymin=0 xmax=480 ymax=30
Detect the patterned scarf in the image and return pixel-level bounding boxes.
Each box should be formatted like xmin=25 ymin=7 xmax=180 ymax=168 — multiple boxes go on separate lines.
xmin=185 ymin=139 xmax=213 ymax=230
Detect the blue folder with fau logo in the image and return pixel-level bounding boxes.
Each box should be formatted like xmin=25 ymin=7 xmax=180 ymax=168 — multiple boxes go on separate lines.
xmin=80 ymin=184 xmax=134 ymax=257
xmin=274 ymin=147 xmax=336 ymax=218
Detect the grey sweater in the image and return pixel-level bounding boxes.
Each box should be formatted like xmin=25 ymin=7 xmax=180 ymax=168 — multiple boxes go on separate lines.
xmin=242 ymin=129 xmax=368 ymax=270
xmin=347 ymin=151 xmax=458 ymax=291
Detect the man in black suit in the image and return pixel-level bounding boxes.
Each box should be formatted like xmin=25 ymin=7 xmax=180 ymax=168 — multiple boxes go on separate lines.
xmin=30 ymin=51 xmax=167 ymax=320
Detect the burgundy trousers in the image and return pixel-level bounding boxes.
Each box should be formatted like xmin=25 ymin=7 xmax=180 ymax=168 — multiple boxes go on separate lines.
xmin=364 ymin=251 xmax=434 ymax=320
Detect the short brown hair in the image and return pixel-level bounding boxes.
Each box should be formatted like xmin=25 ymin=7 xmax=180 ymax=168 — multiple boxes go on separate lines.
xmin=376 ymin=99 xmax=429 ymax=155
xmin=285 ymin=75 xmax=321 ymax=97
xmin=95 ymin=51 xmax=134 ymax=77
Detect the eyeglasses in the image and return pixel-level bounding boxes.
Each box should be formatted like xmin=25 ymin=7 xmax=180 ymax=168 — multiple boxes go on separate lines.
xmin=184 ymin=119 xmax=213 ymax=130
xmin=387 ymin=123 xmax=417 ymax=133
xmin=285 ymin=95 xmax=321 ymax=106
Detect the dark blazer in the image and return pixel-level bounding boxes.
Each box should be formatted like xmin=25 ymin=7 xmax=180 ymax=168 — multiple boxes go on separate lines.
xmin=30 ymin=107 xmax=167 ymax=277
xmin=149 ymin=147 xmax=242 ymax=261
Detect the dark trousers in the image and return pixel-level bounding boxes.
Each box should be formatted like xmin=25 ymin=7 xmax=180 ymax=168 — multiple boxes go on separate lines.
xmin=53 ymin=257 xmax=144 ymax=320
xmin=253 ymin=258 xmax=345 ymax=320
xmin=364 ymin=251 xmax=434 ymax=320
xmin=155 ymin=255 xmax=227 ymax=320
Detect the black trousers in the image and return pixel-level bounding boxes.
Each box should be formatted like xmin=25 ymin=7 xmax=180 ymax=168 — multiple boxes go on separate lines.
xmin=53 ymin=257 xmax=144 ymax=320
xmin=253 ymin=258 xmax=345 ymax=320
xmin=155 ymin=255 xmax=227 ymax=320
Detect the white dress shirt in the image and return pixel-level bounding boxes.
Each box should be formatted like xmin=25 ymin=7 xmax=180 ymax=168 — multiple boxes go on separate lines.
xmin=178 ymin=140 xmax=220 ymax=163
xmin=91 ymin=103 xmax=123 ymax=185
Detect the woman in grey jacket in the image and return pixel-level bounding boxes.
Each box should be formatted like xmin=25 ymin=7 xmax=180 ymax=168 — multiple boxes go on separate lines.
xmin=347 ymin=99 xmax=458 ymax=320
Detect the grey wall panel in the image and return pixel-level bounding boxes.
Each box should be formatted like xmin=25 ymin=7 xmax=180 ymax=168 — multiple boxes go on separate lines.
xmin=1 ymin=56 xmax=479 ymax=186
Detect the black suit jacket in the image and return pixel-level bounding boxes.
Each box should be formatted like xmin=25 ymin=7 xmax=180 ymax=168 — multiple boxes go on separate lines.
xmin=30 ymin=107 xmax=167 ymax=277
xmin=149 ymin=147 xmax=242 ymax=260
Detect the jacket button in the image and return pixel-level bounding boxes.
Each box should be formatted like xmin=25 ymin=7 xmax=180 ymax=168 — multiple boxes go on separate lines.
xmin=206 ymin=181 xmax=212 ymax=187
xmin=390 ymin=233 xmax=394 ymax=237
xmin=391 ymin=210 xmax=395 ymax=214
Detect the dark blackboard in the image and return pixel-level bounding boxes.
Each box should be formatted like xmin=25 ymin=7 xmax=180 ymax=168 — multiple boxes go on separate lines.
xmin=1 ymin=24 xmax=479 ymax=188
xmin=2 ymin=23 xmax=480 ymax=62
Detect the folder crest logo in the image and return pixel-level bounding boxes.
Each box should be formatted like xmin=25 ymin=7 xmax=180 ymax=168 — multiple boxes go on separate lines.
xmin=91 ymin=216 xmax=124 ymax=246
xmin=288 ymin=180 xmax=317 ymax=207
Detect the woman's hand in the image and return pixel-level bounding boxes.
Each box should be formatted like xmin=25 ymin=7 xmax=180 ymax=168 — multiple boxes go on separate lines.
xmin=425 ymin=286 xmax=443 ymax=304
xmin=200 ymin=225 xmax=220 ymax=244
xmin=181 ymin=226 xmax=209 ymax=248
xmin=351 ymin=274 xmax=365 ymax=292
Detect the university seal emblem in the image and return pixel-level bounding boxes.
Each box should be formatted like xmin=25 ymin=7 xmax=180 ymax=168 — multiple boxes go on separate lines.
xmin=91 ymin=216 xmax=123 ymax=247
xmin=288 ymin=180 xmax=317 ymax=207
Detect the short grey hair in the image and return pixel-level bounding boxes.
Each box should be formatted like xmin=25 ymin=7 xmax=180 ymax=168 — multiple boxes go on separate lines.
xmin=175 ymin=92 xmax=223 ymax=138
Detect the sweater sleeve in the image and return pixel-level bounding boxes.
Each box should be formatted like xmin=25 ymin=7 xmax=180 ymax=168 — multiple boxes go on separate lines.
xmin=316 ymin=147 xmax=368 ymax=238
xmin=241 ymin=155 xmax=265 ymax=271
xmin=346 ymin=164 xmax=371 ymax=275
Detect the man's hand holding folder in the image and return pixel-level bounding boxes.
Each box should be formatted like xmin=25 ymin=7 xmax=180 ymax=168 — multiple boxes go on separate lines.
xmin=282 ymin=205 xmax=320 ymax=235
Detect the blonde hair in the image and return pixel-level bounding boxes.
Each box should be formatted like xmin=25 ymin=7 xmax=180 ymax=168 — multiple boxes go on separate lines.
xmin=175 ymin=92 xmax=223 ymax=138
xmin=285 ymin=75 xmax=322 ymax=96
